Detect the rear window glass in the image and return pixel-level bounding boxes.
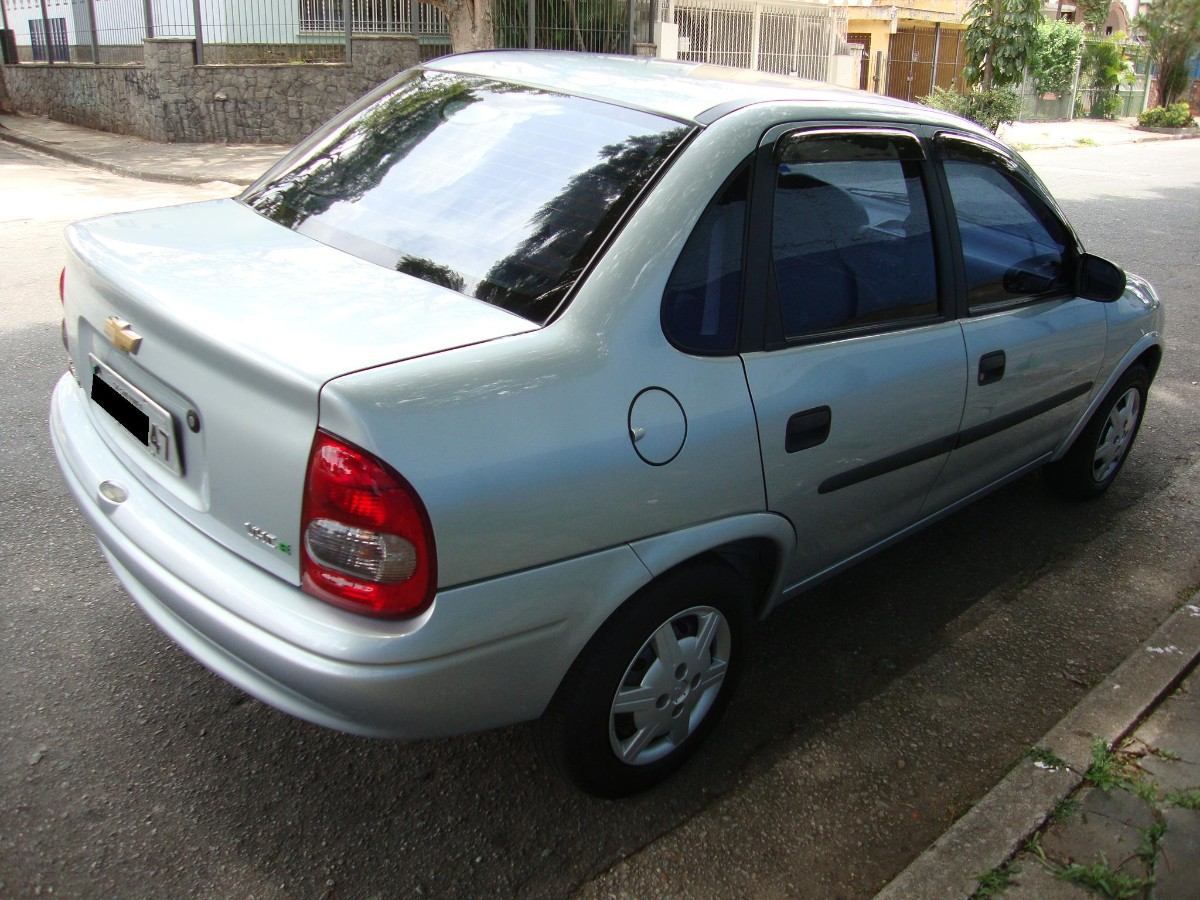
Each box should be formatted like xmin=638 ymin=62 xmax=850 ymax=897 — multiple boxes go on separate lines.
xmin=242 ymin=70 xmax=691 ymax=324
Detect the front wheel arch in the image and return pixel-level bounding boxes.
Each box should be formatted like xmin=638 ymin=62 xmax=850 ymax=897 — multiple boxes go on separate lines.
xmin=1045 ymin=363 xmax=1150 ymax=500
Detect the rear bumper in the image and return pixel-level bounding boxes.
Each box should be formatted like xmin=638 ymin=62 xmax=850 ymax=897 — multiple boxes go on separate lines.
xmin=50 ymin=374 xmax=652 ymax=739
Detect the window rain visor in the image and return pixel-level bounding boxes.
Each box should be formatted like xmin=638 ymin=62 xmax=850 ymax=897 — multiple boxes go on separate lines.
xmin=242 ymin=71 xmax=691 ymax=324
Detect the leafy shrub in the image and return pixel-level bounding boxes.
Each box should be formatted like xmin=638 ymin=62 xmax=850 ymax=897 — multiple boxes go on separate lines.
xmin=1138 ymin=102 xmax=1197 ymax=127
xmin=1031 ymin=20 xmax=1084 ymax=96
xmin=920 ymin=87 xmax=1021 ymax=133
xmin=1092 ymin=93 xmax=1124 ymax=119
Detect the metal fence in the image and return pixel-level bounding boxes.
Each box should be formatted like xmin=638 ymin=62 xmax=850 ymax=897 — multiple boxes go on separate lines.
xmin=493 ymin=0 xmax=654 ymax=54
xmin=665 ymin=0 xmax=850 ymax=82
xmin=0 ymin=0 xmax=453 ymax=65
xmin=1012 ymin=40 xmax=1150 ymax=122
xmin=0 ymin=0 xmax=668 ymax=65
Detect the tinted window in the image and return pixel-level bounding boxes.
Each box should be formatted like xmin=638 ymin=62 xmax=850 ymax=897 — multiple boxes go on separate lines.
xmin=770 ymin=133 xmax=939 ymax=339
xmin=940 ymin=140 xmax=1073 ymax=308
xmin=243 ymin=71 xmax=690 ymax=324
xmin=662 ymin=165 xmax=748 ymax=354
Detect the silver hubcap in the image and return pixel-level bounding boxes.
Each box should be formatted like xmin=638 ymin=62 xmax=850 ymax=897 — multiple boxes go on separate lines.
xmin=608 ymin=605 xmax=732 ymax=766
xmin=1092 ymin=387 xmax=1140 ymax=483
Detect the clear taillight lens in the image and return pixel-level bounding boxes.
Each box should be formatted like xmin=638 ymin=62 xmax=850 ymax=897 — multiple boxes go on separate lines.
xmin=305 ymin=519 xmax=417 ymax=583
xmin=300 ymin=431 xmax=436 ymax=618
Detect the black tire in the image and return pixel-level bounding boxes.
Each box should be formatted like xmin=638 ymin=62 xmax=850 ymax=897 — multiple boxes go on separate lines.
xmin=1045 ymin=365 xmax=1150 ymax=500
xmin=537 ymin=560 xmax=752 ymax=798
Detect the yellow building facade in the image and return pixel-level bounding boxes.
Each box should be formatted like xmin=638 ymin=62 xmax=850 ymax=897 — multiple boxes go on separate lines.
xmin=835 ymin=0 xmax=972 ymax=98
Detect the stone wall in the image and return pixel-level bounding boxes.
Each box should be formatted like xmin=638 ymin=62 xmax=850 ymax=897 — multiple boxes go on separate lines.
xmin=1 ymin=35 xmax=419 ymax=144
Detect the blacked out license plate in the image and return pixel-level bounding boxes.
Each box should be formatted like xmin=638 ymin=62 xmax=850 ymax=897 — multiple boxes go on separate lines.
xmin=88 ymin=355 xmax=182 ymax=475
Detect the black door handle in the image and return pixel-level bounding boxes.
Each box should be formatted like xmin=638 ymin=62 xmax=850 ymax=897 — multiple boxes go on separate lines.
xmin=786 ymin=406 xmax=831 ymax=453
xmin=979 ymin=350 xmax=1006 ymax=385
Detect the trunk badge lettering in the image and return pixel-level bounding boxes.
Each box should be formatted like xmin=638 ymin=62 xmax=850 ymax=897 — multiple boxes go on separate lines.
xmin=244 ymin=523 xmax=293 ymax=555
xmin=104 ymin=316 xmax=142 ymax=354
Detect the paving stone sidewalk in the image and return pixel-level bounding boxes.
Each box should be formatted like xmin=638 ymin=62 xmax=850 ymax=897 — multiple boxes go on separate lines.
xmin=996 ymin=667 xmax=1200 ymax=900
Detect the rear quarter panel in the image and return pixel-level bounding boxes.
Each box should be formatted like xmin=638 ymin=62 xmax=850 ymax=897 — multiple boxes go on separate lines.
xmin=318 ymin=111 xmax=785 ymax=590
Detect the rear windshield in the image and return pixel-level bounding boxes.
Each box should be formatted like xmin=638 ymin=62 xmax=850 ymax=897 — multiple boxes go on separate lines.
xmin=242 ymin=70 xmax=691 ymax=324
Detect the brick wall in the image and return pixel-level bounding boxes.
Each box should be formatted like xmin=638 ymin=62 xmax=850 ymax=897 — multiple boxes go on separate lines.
xmin=1 ymin=35 xmax=419 ymax=144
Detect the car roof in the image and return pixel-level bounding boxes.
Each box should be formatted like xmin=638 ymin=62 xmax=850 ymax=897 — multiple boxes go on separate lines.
xmin=424 ymin=50 xmax=971 ymax=129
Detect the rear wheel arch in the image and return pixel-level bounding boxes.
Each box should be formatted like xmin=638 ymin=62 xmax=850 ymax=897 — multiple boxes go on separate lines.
xmin=699 ymin=537 xmax=782 ymax=619
xmin=628 ymin=514 xmax=796 ymax=619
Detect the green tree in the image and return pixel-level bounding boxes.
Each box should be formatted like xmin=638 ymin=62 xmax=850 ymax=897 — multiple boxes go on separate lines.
xmin=1135 ymin=0 xmax=1200 ymax=106
xmin=1075 ymin=0 xmax=1113 ymax=32
xmin=1082 ymin=38 xmax=1131 ymax=117
xmin=1031 ymin=19 xmax=1084 ymax=95
xmin=964 ymin=0 xmax=1045 ymax=89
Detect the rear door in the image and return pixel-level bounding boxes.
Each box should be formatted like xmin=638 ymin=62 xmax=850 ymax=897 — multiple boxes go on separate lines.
xmin=739 ymin=126 xmax=968 ymax=591
xmin=921 ymin=133 xmax=1107 ymax=512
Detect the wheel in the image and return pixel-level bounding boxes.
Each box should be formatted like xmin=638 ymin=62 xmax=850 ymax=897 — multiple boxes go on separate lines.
xmin=538 ymin=560 xmax=751 ymax=797
xmin=1045 ymin=365 xmax=1150 ymax=500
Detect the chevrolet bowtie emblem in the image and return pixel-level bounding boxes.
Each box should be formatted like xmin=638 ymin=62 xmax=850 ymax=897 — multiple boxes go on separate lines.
xmin=103 ymin=316 xmax=142 ymax=354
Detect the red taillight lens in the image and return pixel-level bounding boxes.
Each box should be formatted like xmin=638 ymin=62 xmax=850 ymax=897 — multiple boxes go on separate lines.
xmin=300 ymin=431 xmax=436 ymax=618
xmin=59 ymin=268 xmax=66 ymax=305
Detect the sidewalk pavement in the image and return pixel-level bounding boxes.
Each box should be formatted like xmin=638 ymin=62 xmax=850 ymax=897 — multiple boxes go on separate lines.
xmin=0 ymin=113 xmax=288 ymax=186
xmin=997 ymin=116 xmax=1200 ymax=151
xmin=4 ymin=107 xmax=1198 ymax=900
xmin=2 ymin=111 xmax=1197 ymax=190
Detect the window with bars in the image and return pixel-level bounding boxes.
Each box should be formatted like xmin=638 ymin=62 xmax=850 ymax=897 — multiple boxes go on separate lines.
xmin=298 ymin=0 xmax=447 ymax=34
xmin=30 ymin=17 xmax=69 ymax=62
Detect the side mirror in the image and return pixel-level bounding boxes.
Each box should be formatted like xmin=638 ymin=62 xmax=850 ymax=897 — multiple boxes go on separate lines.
xmin=1077 ymin=253 xmax=1126 ymax=302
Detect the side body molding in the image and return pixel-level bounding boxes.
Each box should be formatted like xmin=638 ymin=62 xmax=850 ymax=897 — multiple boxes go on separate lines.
xmin=630 ymin=512 xmax=798 ymax=619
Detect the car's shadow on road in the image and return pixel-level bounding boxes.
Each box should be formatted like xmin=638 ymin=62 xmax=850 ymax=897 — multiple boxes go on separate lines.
xmin=89 ymin=417 xmax=1179 ymax=899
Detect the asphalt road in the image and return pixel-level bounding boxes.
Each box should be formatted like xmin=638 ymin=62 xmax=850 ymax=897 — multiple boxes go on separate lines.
xmin=1 ymin=139 xmax=1197 ymax=900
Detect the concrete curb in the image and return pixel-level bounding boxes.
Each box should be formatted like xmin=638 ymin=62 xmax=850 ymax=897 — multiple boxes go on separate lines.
xmin=875 ymin=593 xmax=1200 ymax=900
xmin=1134 ymin=126 xmax=1200 ymax=137
xmin=0 ymin=126 xmax=251 ymax=186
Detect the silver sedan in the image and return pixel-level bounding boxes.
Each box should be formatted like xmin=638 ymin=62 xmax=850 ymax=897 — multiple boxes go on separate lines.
xmin=51 ymin=51 xmax=1164 ymax=796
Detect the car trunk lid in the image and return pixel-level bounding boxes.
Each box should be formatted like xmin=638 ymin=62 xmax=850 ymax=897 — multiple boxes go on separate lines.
xmin=64 ymin=198 xmax=537 ymax=584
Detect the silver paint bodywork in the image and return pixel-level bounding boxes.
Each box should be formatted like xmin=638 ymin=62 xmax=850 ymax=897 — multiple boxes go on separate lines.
xmin=50 ymin=52 xmax=1164 ymax=740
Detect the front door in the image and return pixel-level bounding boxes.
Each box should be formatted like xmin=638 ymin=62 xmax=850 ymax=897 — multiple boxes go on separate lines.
xmin=740 ymin=127 xmax=967 ymax=591
xmin=922 ymin=133 xmax=1108 ymax=512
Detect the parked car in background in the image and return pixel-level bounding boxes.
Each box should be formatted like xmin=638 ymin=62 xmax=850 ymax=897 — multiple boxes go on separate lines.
xmin=51 ymin=52 xmax=1164 ymax=796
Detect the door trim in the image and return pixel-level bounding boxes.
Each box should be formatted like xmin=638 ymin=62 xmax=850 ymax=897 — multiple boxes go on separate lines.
xmin=817 ymin=381 xmax=1093 ymax=494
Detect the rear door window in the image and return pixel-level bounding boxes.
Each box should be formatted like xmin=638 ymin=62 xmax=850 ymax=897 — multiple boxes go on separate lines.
xmin=769 ymin=131 xmax=939 ymax=339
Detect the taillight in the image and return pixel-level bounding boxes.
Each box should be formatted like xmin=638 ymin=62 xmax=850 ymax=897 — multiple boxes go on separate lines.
xmin=59 ymin=267 xmax=66 ymax=304
xmin=300 ymin=431 xmax=436 ymax=618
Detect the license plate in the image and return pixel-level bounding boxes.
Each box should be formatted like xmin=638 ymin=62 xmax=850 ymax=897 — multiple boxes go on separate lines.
xmin=88 ymin=355 xmax=183 ymax=475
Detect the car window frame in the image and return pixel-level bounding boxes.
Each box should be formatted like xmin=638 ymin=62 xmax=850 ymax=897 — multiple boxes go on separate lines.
xmin=743 ymin=123 xmax=957 ymax=352
xmin=931 ymin=131 xmax=1085 ymax=318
